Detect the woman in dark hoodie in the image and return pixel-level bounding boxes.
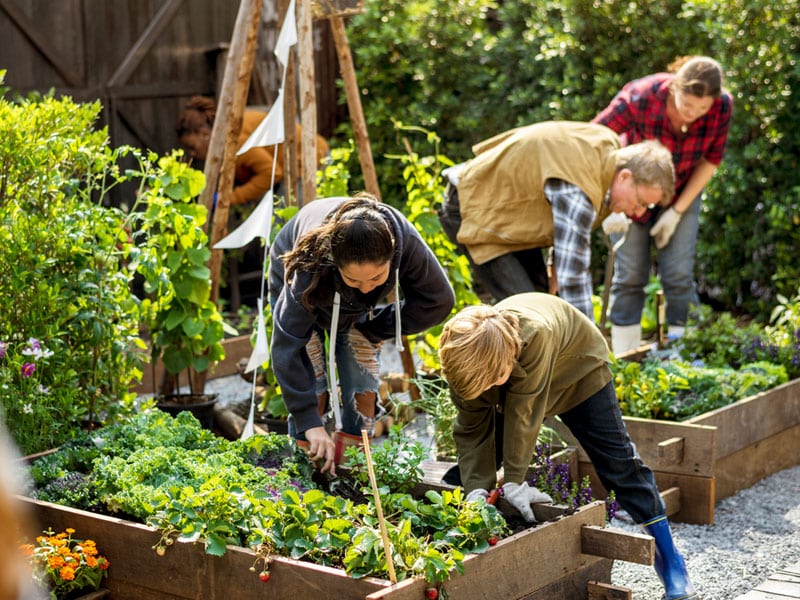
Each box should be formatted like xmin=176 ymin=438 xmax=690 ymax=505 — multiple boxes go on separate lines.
xmin=269 ymin=193 xmax=455 ymax=474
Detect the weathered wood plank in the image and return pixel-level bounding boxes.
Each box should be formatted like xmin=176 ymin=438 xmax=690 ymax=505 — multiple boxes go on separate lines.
xmin=714 ymin=423 xmax=800 ymax=502
xmin=520 ymin=560 xmax=614 ymax=600
xmin=735 ymin=560 xmax=800 ymax=600
xmin=581 ymin=525 xmax=653 ymax=565
xmin=575 ymin=461 xmax=714 ymax=524
xmin=545 ymin=416 xmax=717 ymax=477
xmin=441 ymin=502 xmax=609 ymax=599
xmin=689 ymin=378 xmax=800 ymax=458
xmin=0 ymin=0 xmax=81 ymax=86
xmin=588 ymin=580 xmax=633 ymax=599
xmin=620 ymin=418 xmax=717 ymax=475
xmin=107 ymin=0 xmax=185 ymax=87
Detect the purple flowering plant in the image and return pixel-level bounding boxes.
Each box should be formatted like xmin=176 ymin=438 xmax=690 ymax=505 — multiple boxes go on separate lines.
xmin=0 ymin=337 xmax=85 ymax=455
xmin=525 ymin=443 xmax=618 ymax=522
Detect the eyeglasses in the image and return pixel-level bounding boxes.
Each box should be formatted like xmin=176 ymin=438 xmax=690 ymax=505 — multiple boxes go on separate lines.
xmin=635 ymin=185 xmax=657 ymax=210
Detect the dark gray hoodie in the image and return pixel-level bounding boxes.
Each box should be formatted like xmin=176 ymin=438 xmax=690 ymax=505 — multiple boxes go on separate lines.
xmin=268 ymin=197 xmax=455 ymax=433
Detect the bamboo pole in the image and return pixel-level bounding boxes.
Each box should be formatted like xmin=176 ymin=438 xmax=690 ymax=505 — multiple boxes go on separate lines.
xmin=297 ymin=0 xmax=319 ymax=204
xmin=280 ymin=0 xmax=300 ymax=205
xmin=361 ymin=428 xmax=397 ymax=583
xmin=328 ymin=13 xmax=380 ymax=198
xmin=205 ymin=0 xmax=263 ymax=304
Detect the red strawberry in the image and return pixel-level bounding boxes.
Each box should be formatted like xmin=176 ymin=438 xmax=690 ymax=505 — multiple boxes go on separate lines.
xmin=259 ymin=570 xmax=271 ymax=583
xmin=424 ymin=587 xmax=439 ymax=599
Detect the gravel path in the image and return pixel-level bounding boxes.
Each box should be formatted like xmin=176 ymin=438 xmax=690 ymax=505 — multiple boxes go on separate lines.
xmin=610 ymin=464 xmax=800 ymax=599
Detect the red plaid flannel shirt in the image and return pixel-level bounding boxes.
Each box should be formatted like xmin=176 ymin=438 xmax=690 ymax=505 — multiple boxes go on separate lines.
xmin=592 ymin=73 xmax=733 ymax=203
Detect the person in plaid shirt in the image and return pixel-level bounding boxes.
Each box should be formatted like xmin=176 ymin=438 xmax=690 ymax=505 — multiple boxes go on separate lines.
xmin=593 ymin=56 xmax=733 ymax=354
xmin=438 ymin=121 xmax=674 ymax=321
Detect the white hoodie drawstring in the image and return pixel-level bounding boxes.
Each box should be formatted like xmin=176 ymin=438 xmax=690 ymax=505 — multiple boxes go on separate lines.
xmin=394 ymin=269 xmax=404 ymax=352
xmin=329 ymin=292 xmax=342 ymax=430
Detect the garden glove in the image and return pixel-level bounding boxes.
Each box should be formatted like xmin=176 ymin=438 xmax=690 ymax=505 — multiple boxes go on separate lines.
xmin=502 ymin=482 xmax=553 ymax=522
xmin=650 ymin=207 xmax=682 ymax=249
xmin=602 ymin=212 xmax=630 ymax=236
xmin=465 ymin=488 xmax=490 ymax=503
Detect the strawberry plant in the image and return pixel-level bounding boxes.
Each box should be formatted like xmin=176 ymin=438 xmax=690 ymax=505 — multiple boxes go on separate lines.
xmin=29 ymin=411 xmax=507 ymax=587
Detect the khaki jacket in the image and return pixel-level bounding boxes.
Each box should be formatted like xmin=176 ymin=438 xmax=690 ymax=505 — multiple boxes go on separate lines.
xmin=457 ymin=121 xmax=619 ymax=264
xmin=451 ymin=293 xmax=612 ymax=493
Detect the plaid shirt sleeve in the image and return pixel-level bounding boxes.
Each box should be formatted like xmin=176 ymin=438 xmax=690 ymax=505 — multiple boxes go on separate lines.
xmin=545 ymin=179 xmax=596 ymax=321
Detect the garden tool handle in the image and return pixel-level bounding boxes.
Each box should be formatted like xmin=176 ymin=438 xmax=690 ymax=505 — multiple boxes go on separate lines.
xmin=488 ymin=488 xmax=501 ymax=505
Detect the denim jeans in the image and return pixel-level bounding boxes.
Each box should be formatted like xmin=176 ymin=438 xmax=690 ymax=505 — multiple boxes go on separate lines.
xmin=558 ymin=381 xmax=665 ymax=523
xmin=609 ymin=195 xmax=702 ymax=327
xmin=288 ymin=327 xmax=383 ymax=438
xmin=438 ymin=184 xmax=548 ymax=300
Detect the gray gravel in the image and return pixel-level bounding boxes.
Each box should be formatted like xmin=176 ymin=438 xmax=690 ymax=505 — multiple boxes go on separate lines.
xmin=610 ymin=464 xmax=800 ymax=599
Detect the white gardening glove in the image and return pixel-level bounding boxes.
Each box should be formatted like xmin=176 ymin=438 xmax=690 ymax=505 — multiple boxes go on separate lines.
xmin=601 ymin=212 xmax=630 ymax=236
xmin=650 ymin=207 xmax=682 ymax=249
xmin=465 ymin=488 xmax=490 ymax=503
xmin=502 ymin=482 xmax=553 ymax=522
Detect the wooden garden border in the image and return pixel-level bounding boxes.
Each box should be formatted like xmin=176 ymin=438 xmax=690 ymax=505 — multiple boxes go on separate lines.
xmin=546 ymin=348 xmax=800 ymax=525
xmin=19 ymin=496 xmax=651 ymax=600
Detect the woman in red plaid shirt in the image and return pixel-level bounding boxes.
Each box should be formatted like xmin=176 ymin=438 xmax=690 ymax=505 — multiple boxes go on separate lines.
xmin=593 ymin=56 xmax=733 ymax=355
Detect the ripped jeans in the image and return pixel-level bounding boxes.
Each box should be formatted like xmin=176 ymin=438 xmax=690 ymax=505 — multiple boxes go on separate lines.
xmin=288 ymin=326 xmax=384 ymax=438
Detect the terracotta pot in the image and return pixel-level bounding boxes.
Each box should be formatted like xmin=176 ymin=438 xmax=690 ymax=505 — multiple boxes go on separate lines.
xmin=155 ymin=393 xmax=218 ymax=430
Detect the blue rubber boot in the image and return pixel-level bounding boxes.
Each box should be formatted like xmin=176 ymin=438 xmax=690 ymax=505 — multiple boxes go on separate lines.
xmin=643 ymin=515 xmax=699 ymax=599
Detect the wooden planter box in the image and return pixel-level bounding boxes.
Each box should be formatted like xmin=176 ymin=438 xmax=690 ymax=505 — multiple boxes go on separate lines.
xmin=135 ymin=334 xmax=252 ymax=394
xmin=547 ymin=357 xmax=800 ymax=525
xmin=20 ymin=493 xmax=652 ymax=600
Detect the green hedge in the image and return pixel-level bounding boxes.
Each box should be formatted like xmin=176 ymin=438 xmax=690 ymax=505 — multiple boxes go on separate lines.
xmin=341 ymin=0 xmax=800 ymax=320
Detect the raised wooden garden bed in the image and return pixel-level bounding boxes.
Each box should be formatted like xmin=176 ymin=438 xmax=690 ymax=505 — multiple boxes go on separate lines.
xmin=135 ymin=333 xmax=253 ymax=394
xmin=20 ymin=493 xmax=652 ymax=600
xmin=547 ymin=348 xmax=800 ymax=525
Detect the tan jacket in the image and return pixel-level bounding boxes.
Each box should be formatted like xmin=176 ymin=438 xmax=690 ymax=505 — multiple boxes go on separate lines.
xmin=457 ymin=121 xmax=619 ymax=264
xmin=451 ymin=293 xmax=612 ymax=493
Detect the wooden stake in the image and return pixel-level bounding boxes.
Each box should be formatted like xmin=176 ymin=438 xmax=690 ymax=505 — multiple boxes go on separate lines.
xmin=297 ymin=0 xmax=319 ymax=204
xmin=328 ymin=13 xmax=380 ymax=199
xmin=205 ymin=0 xmax=263 ymax=307
xmin=360 ymin=428 xmax=397 ymax=583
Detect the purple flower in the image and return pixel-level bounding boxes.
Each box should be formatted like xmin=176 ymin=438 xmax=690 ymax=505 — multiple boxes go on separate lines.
xmin=21 ymin=363 xmax=35 ymax=377
xmin=0 ymin=341 xmax=6 ymax=359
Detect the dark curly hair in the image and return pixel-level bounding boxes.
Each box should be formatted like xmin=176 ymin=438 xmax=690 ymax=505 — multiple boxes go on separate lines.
xmin=283 ymin=192 xmax=395 ymax=309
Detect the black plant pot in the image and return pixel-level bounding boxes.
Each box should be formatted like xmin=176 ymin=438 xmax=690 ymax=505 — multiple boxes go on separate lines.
xmin=156 ymin=393 xmax=218 ymax=431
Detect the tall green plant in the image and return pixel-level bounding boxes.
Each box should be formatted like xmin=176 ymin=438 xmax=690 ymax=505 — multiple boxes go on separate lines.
xmin=0 ymin=90 xmax=144 ymax=454
xmin=127 ymin=152 xmax=225 ymax=395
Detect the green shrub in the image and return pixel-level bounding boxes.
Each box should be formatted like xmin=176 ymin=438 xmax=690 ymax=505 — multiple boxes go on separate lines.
xmin=0 ymin=91 xmax=144 ymax=454
xmin=343 ymin=1 xmax=800 ymax=320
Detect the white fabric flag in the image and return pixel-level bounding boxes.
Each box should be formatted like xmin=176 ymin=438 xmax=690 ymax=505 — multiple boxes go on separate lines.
xmin=213 ymin=190 xmax=274 ymax=249
xmin=274 ymin=0 xmax=297 ymax=67
xmin=240 ymin=391 xmax=255 ymax=440
xmin=236 ymin=90 xmax=286 ymax=155
xmin=245 ymin=298 xmax=270 ymax=373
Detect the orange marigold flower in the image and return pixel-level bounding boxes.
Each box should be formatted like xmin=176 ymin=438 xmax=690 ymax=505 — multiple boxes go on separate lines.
xmin=59 ymin=566 xmax=76 ymax=581
xmin=85 ymin=556 xmax=98 ymax=568
xmin=66 ymin=528 xmax=75 ymax=534
xmin=48 ymin=556 xmax=65 ymax=569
